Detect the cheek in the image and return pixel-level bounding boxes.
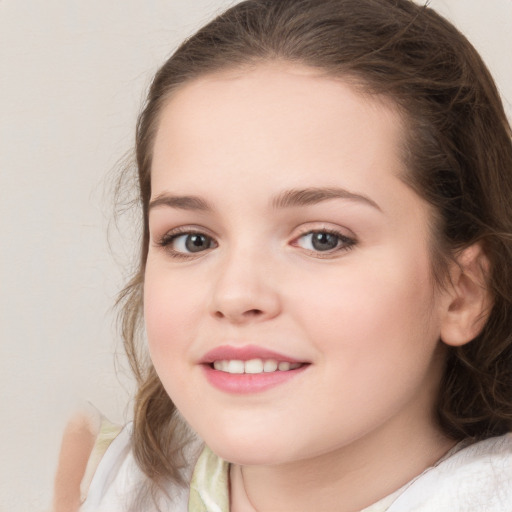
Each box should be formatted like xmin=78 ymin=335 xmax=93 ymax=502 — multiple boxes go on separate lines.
xmin=143 ymin=268 xmax=206 ymax=407
xmin=299 ymin=263 xmax=442 ymax=425
xmin=295 ymin=253 xmax=439 ymax=363
xmin=143 ymin=264 xmax=198 ymax=362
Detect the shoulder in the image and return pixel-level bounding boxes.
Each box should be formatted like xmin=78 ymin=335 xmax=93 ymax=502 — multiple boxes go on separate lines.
xmin=387 ymin=433 xmax=512 ymax=512
xmin=80 ymin=422 xmax=198 ymax=512
xmin=79 ymin=416 xmax=124 ymax=500
xmin=79 ymin=422 xmax=132 ymax=511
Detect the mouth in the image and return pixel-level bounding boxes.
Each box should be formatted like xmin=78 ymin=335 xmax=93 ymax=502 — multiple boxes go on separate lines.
xmin=200 ymin=345 xmax=310 ymax=393
xmin=210 ymin=359 xmax=304 ymax=374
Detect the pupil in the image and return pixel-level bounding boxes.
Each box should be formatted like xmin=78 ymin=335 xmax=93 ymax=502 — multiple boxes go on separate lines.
xmin=186 ymin=234 xmax=208 ymax=252
xmin=312 ymin=232 xmax=338 ymax=251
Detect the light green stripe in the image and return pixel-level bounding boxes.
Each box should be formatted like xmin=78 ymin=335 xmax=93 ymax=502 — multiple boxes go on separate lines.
xmin=188 ymin=446 xmax=230 ymax=512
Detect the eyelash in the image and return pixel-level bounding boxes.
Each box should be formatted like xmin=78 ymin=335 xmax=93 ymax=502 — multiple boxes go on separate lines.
xmin=157 ymin=227 xmax=218 ymax=260
xmin=156 ymin=227 xmax=357 ymax=260
xmin=291 ymin=228 xmax=356 ymax=258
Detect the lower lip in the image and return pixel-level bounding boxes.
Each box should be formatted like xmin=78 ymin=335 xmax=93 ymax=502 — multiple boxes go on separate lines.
xmin=202 ymin=364 xmax=308 ymax=394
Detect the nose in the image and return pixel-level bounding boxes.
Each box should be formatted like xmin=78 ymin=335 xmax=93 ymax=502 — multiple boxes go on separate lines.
xmin=209 ymin=249 xmax=282 ymax=324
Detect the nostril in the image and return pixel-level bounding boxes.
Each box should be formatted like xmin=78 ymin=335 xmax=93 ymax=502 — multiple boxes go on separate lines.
xmin=213 ymin=308 xmax=263 ymax=320
xmin=245 ymin=309 xmax=263 ymax=317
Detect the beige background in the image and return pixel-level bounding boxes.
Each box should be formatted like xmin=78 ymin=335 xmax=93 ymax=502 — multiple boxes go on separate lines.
xmin=1 ymin=1 xmax=511 ymax=510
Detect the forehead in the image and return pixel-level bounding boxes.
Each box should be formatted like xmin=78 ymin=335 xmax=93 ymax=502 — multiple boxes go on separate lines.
xmin=150 ymin=63 xmax=407 ymax=206
xmin=154 ymin=63 xmax=403 ymax=147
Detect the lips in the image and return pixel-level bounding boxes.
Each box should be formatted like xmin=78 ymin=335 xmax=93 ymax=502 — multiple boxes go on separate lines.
xmin=201 ymin=344 xmax=305 ymax=365
xmin=200 ymin=344 xmax=310 ymax=394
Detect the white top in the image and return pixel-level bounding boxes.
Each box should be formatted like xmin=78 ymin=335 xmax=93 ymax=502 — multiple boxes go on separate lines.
xmin=81 ymin=426 xmax=512 ymax=512
xmin=80 ymin=423 xmax=192 ymax=512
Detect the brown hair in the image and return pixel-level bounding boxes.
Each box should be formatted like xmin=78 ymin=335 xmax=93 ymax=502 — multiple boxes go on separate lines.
xmin=117 ymin=0 xmax=512 ymax=491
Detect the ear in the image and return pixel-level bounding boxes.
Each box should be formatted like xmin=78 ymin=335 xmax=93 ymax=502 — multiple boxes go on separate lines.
xmin=440 ymin=243 xmax=493 ymax=347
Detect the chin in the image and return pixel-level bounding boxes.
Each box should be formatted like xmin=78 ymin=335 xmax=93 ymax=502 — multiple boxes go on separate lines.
xmin=183 ymin=410 xmax=312 ymax=465
xmin=202 ymin=431 xmax=303 ymax=466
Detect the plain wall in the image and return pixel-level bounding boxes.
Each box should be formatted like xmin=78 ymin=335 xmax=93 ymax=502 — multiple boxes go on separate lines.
xmin=1 ymin=1 xmax=510 ymax=510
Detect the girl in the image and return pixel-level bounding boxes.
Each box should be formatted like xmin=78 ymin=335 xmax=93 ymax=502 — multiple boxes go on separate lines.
xmin=65 ymin=0 xmax=512 ymax=510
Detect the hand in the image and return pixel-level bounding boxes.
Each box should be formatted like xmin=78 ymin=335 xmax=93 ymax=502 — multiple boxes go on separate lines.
xmin=52 ymin=410 xmax=99 ymax=512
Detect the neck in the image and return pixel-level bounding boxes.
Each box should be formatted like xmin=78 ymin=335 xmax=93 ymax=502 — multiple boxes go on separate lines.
xmin=230 ymin=414 xmax=455 ymax=512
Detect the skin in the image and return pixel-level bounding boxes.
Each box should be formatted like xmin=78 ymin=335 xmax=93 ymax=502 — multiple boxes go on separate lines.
xmin=144 ymin=64 xmax=464 ymax=511
xmin=53 ymin=411 xmax=99 ymax=512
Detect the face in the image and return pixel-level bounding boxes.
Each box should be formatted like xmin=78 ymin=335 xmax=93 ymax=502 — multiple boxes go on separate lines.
xmin=144 ymin=64 xmax=449 ymax=467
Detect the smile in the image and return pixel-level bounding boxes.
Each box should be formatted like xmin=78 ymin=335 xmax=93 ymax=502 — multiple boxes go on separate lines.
xmin=212 ymin=359 xmax=303 ymax=374
xmin=201 ymin=345 xmax=309 ymax=393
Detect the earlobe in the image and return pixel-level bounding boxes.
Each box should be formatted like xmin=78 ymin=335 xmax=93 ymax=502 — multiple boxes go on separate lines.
xmin=440 ymin=243 xmax=493 ymax=347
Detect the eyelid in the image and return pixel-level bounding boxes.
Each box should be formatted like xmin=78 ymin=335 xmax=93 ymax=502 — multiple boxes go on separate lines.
xmin=290 ymin=224 xmax=357 ymax=257
xmin=154 ymin=224 xmax=216 ymax=243
xmin=291 ymin=222 xmax=356 ymax=240
xmin=155 ymin=226 xmax=218 ymax=259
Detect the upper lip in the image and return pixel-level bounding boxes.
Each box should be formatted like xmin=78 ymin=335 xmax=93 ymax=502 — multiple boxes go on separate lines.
xmin=200 ymin=344 xmax=306 ymax=364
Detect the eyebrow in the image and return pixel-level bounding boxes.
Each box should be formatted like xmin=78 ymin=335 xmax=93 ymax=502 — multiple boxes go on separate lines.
xmin=148 ymin=194 xmax=212 ymax=212
xmin=271 ymin=187 xmax=381 ymax=211
xmin=148 ymin=186 xmax=381 ymax=213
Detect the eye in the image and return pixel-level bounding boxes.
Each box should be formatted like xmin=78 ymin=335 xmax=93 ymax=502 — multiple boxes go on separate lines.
xmin=295 ymin=230 xmax=355 ymax=253
xmin=175 ymin=233 xmax=214 ymax=253
xmin=158 ymin=230 xmax=217 ymax=256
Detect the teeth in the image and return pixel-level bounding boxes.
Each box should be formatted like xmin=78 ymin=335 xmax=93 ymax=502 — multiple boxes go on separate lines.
xmin=227 ymin=360 xmax=244 ymax=374
xmin=263 ymin=359 xmax=278 ymax=372
xmin=212 ymin=358 xmax=302 ymax=374
xmin=245 ymin=359 xmax=264 ymax=374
